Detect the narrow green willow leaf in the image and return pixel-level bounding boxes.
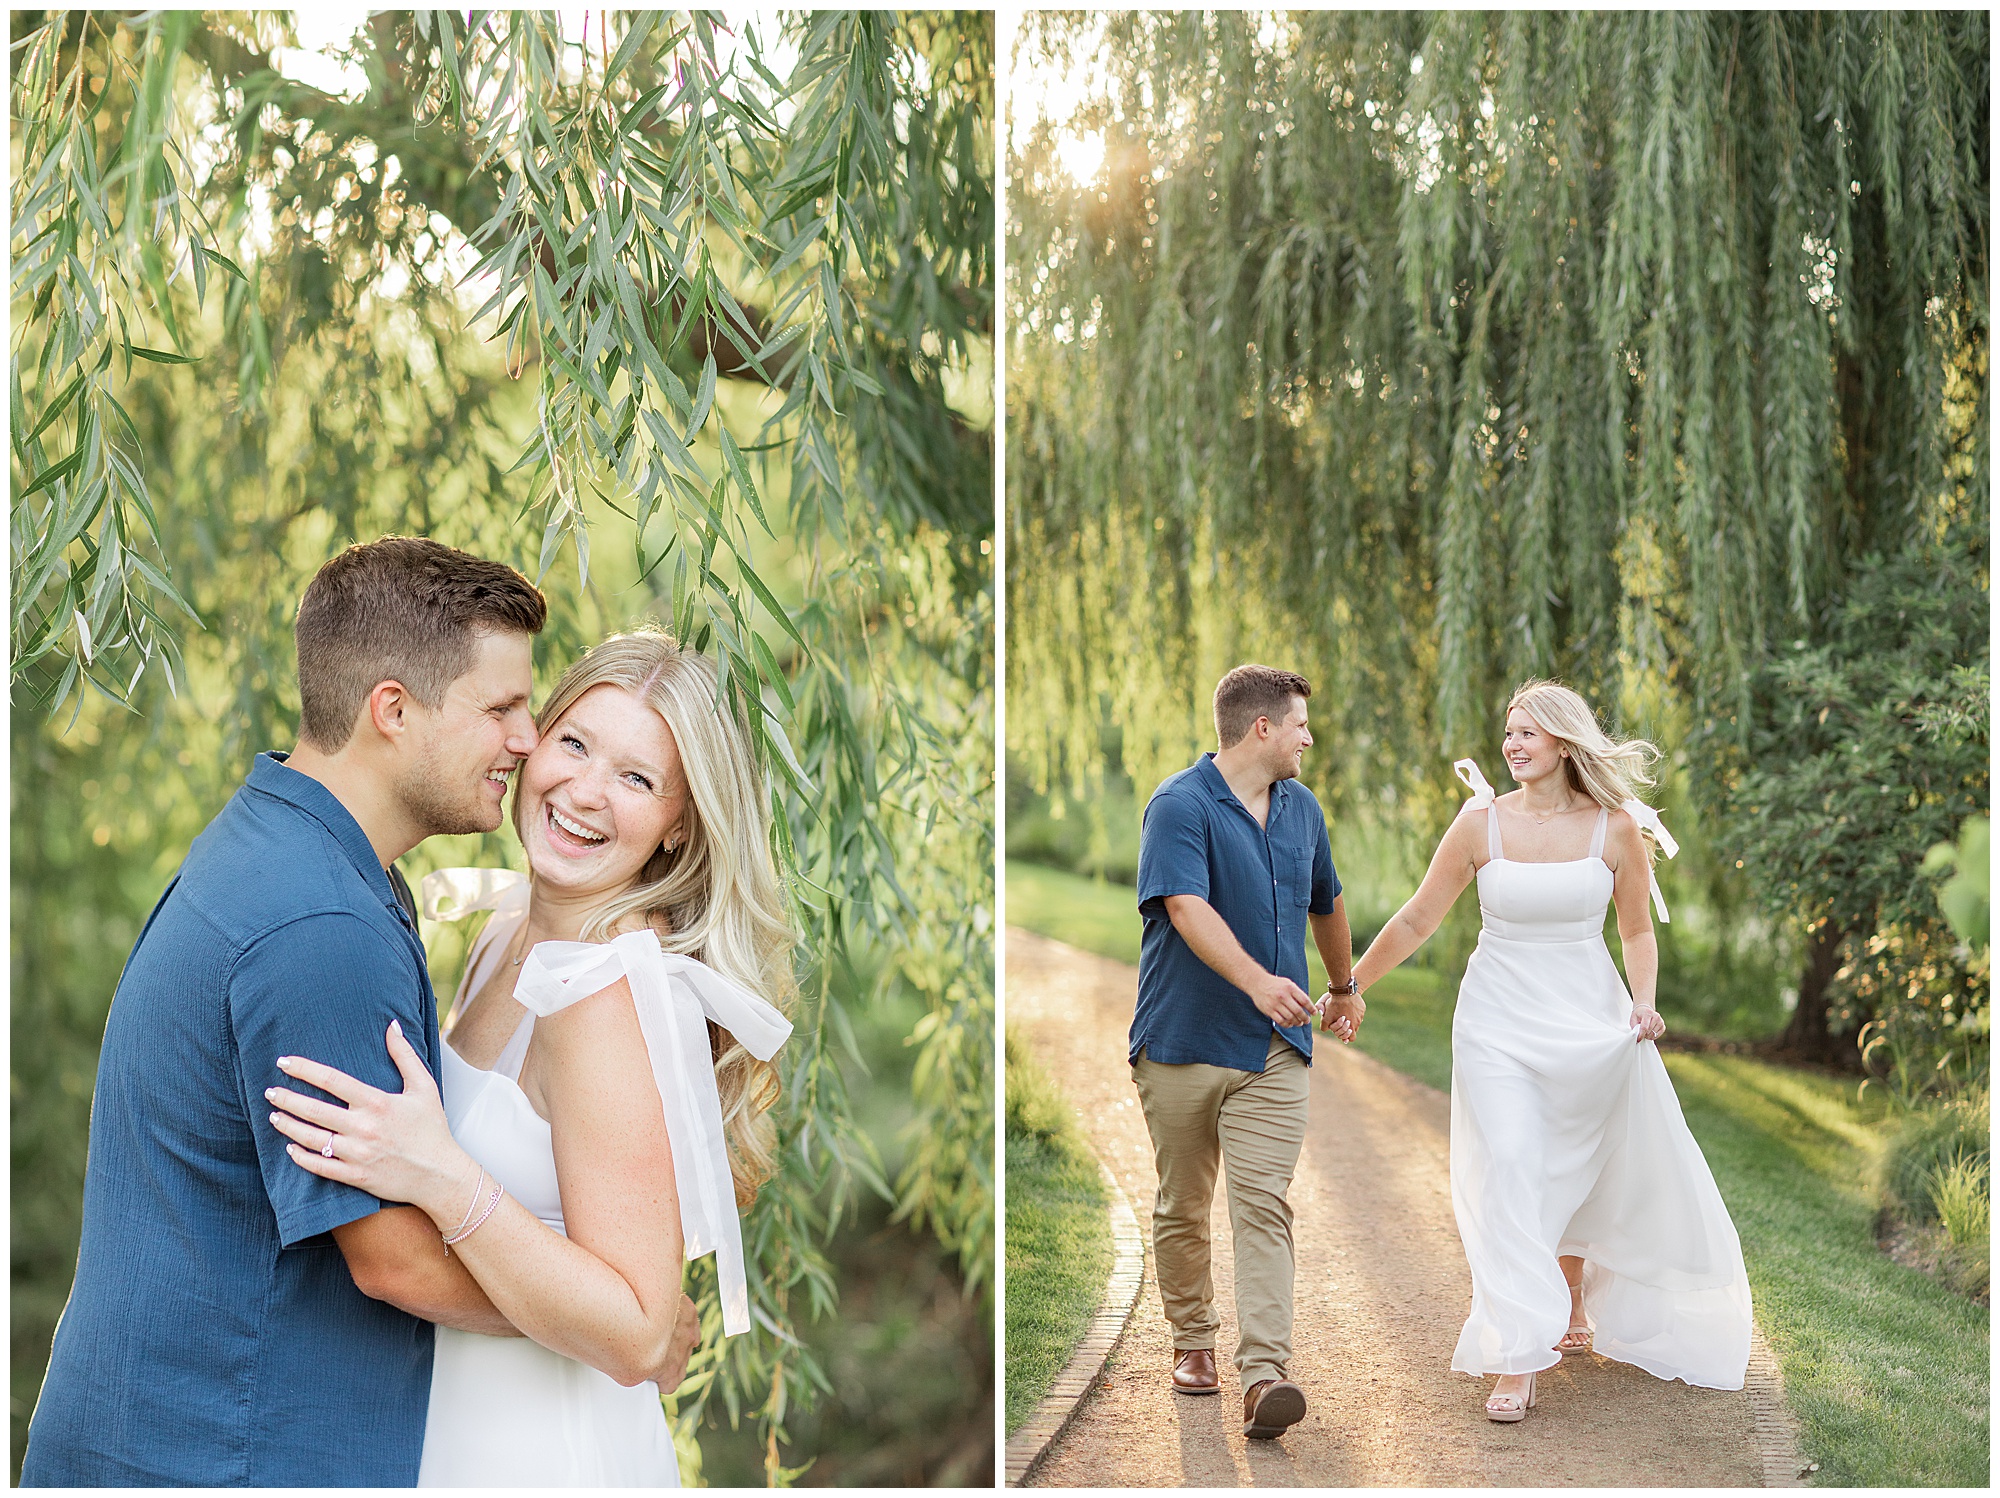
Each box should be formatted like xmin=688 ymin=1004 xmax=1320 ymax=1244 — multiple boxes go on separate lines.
xmin=690 ymin=353 xmax=718 ymax=436
xmin=719 ymin=426 xmax=773 ymax=536
xmin=604 ymin=11 xmax=658 ymax=86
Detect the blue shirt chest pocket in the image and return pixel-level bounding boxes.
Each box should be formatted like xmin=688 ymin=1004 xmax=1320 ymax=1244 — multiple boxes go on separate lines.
xmin=1287 ymin=846 xmax=1314 ymax=908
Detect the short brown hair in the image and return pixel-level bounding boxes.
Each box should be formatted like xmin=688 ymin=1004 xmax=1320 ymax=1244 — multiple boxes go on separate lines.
xmin=295 ymin=537 xmax=547 ymax=749
xmin=1213 ymin=664 xmax=1312 ymax=748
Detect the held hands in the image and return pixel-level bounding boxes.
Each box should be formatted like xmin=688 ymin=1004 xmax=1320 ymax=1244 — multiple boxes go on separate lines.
xmin=265 ymin=1019 xmax=475 ymax=1227
xmin=1317 ymin=987 xmax=1364 ymax=1043
xmin=1629 ymin=1003 xmax=1666 ymax=1044
xmin=1246 ymin=971 xmax=1317 ymax=1029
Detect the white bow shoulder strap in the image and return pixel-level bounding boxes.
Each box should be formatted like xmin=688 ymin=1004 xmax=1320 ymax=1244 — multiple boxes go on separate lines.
xmin=511 ymin=934 xmax=791 ymax=1337
xmin=1452 ymin=758 xmax=1497 ymax=809
xmin=418 ymin=867 xmax=528 ymax=922
xmin=1619 ymin=800 xmax=1681 ymax=924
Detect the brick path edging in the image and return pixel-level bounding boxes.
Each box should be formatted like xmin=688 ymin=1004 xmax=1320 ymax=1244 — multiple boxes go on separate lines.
xmin=1746 ymin=1323 xmax=1812 ymax=1486
xmin=1003 ymin=1155 xmax=1146 ymax=1487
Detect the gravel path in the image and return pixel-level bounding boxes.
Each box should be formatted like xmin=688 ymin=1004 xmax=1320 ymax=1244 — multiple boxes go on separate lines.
xmin=1007 ymin=929 xmax=1775 ymax=1488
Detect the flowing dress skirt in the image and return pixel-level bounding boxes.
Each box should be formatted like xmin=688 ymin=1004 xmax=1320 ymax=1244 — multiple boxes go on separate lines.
xmin=1450 ymin=856 xmax=1752 ymax=1389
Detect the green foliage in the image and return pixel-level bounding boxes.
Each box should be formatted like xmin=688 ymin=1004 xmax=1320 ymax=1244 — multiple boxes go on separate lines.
xmin=691 ymin=979 xmax=992 ymax=1486
xmin=10 ymin=11 xmax=210 ymax=708
xmin=1004 ymin=755 xmax=1141 ymax=885
xmin=10 ymin=10 xmax=992 ymax=1483
xmin=1879 ymin=1088 xmax=1991 ymax=1227
xmin=1003 ymin=1026 xmax=1070 ymax=1142
xmin=1723 ymin=545 xmax=1988 ymax=1085
xmin=1008 ymin=13 xmax=1988 ymax=1031
xmin=1927 ymin=1151 xmax=1990 ymax=1297
xmin=1924 ymin=814 xmax=1991 ymax=950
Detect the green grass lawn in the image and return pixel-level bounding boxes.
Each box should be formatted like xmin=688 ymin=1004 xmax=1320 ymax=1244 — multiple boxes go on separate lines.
xmin=1003 ymin=1032 xmax=1113 ymax=1432
xmin=1666 ymin=1057 xmax=1988 ymax=1486
xmin=1006 ymin=859 xmax=1144 ymax=967
xmin=1005 ymin=859 xmax=1990 ymax=1486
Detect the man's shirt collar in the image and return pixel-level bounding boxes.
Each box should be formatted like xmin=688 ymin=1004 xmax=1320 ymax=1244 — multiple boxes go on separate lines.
xmin=1196 ymin=751 xmax=1289 ymax=820
xmin=246 ymin=752 xmax=401 ymax=914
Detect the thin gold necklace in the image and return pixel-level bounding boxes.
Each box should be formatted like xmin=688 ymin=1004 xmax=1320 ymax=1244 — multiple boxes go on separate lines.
xmin=1524 ymin=794 xmax=1578 ymax=825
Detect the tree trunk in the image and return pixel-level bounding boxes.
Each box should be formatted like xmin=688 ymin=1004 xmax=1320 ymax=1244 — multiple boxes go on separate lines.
xmin=1780 ymin=919 xmax=1855 ymax=1064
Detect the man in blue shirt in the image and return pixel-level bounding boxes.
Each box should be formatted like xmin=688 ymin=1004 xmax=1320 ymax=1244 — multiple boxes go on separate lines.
xmin=23 ymin=538 xmax=680 ymax=1485
xmin=1132 ymin=664 xmax=1366 ymax=1441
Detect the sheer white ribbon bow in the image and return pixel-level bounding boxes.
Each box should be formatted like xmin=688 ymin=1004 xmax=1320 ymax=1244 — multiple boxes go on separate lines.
xmin=1618 ymin=800 xmax=1680 ymax=923
xmin=419 ymin=866 xmax=527 ymax=921
xmin=417 ymin=869 xmax=793 ymax=1336
xmin=1452 ymin=758 xmax=1497 ymax=808
xmin=1449 ymin=760 xmax=1679 ymax=923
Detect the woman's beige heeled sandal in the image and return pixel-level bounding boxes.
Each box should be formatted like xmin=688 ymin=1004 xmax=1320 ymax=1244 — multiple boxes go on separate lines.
xmin=1485 ymin=1370 xmax=1537 ymax=1423
xmin=1556 ymin=1281 xmax=1592 ymax=1353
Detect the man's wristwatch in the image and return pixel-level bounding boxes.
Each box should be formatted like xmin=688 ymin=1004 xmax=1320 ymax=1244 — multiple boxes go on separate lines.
xmin=1325 ymin=977 xmax=1360 ymax=998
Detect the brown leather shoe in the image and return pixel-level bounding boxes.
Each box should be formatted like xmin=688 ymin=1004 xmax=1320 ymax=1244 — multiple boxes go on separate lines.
xmin=1172 ymin=1348 xmax=1220 ymax=1394
xmin=1242 ymin=1378 xmax=1307 ymax=1439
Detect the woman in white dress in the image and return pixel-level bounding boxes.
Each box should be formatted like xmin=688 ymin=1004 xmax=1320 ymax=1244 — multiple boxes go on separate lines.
xmin=1343 ymin=680 xmax=1751 ymax=1422
xmin=265 ymin=631 xmax=795 ymax=1484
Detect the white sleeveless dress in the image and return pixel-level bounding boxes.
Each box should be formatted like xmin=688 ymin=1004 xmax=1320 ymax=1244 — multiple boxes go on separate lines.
xmin=414 ymin=876 xmax=792 ymax=1486
xmin=1447 ymin=765 xmax=1752 ymax=1389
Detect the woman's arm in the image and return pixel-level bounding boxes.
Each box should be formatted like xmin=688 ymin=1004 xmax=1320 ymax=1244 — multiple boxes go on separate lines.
xmin=267 ymin=985 xmax=688 ymax=1387
xmin=1350 ymin=808 xmax=1484 ymax=992
xmin=1606 ymin=813 xmax=1666 ymax=1041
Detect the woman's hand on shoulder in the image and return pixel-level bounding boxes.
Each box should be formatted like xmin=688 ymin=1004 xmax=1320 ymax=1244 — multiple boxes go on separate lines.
xmin=266 ymin=1021 xmax=476 ymax=1226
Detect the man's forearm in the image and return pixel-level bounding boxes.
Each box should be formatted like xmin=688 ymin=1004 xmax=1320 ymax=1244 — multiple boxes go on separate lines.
xmin=385 ymin=1257 xmax=524 ymax=1337
xmin=1309 ymin=903 xmax=1353 ymax=987
xmin=333 ymin=1206 xmax=523 ymax=1338
xmin=1164 ymin=895 xmax=1267 ymax=990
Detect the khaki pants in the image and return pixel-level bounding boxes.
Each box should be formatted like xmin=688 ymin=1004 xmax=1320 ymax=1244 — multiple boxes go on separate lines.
xmin=1133 ymin=1032 xmax=1309 ymax=1388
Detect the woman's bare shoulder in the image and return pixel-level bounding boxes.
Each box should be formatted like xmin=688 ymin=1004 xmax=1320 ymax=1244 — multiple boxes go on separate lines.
xmin=604 ymin=907 xmax=674 ymax=940
xmin=1601 ymin=804 xmax=1648 ymax=863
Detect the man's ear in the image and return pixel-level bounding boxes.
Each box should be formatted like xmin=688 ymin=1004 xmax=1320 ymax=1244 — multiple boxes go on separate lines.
xmin=364 ymin=679 xmax=415 ymax=745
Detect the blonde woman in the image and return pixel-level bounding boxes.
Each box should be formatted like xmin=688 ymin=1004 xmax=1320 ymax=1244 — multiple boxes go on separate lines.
xmin=1340 ymin=681 xmax=1750 ymax=1422
xmin=265 ymin=632 xmax=795 ymax=1485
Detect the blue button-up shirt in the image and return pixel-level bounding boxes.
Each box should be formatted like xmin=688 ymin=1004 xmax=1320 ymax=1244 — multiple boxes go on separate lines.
xmin=23 ymin=753 xmax=442 ymax=1487
xmin=1132 ymin=754 xmax=1341 ymax=1071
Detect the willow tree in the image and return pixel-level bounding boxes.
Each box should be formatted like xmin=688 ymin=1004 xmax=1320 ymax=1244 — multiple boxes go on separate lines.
xmin=12 ymin=10 xmax=992 ymax=1479
xmin=1010 ymin=11 xmax=1986 ymax=1056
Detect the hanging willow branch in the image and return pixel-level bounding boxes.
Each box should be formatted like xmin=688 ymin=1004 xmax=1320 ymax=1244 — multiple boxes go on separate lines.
xmin=1009 ymin=11 xmax=1986 ymax=826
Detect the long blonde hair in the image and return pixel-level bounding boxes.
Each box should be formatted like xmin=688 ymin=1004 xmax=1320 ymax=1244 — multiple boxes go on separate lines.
xmin=1505 ymin=680 xmax=1662 ymax=818
xmin=519 ymin=630 xmax=797 ymax=1206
